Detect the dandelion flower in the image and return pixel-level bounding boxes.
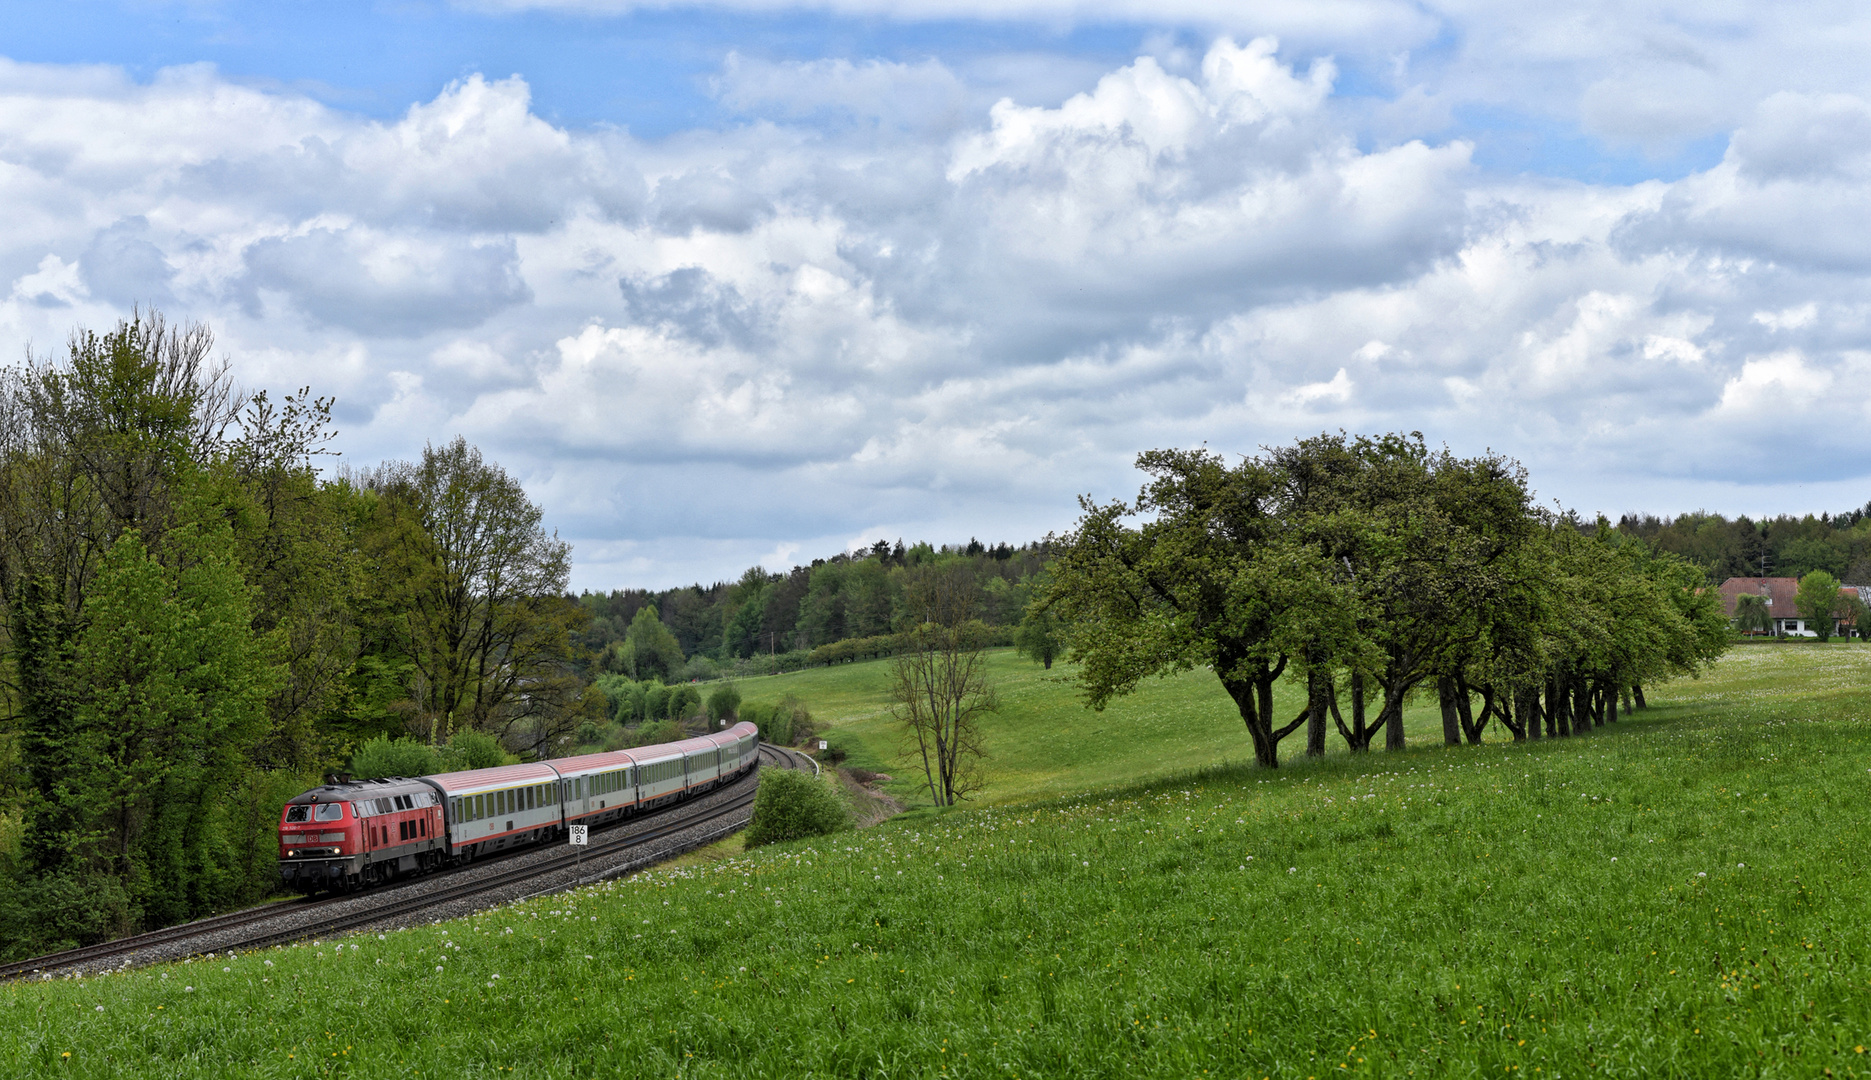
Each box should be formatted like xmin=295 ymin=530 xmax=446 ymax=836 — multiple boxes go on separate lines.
xmin=94 ymin=1005 xmax=104 ymax=1012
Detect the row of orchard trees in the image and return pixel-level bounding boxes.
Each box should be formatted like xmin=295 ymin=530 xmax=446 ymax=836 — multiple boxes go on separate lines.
xmin=1046 ymin=434 xmax=1732 ymax=768
xmin=0 ymin=315 xmax=593 ymax=952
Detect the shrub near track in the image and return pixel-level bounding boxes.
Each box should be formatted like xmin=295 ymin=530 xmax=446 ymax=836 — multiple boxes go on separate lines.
xmin=9 ymin=649 xmax=1871 ymax=1077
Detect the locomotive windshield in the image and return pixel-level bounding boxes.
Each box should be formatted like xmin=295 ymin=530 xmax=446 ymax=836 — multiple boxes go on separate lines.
xmin=314 ymin=803 xmax=346 ymax=822
xmin=284 ymin=806 xmax=310 ymax=823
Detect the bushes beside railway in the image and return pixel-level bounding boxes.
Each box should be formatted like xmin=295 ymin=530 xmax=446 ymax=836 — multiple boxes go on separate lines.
xmin=744 ymin=767 xmax=848 ymax=847
xmin=348 ymin=730 xmax=514 ymax=779
xmin=739 ymin=695 xmax=817 ymax=748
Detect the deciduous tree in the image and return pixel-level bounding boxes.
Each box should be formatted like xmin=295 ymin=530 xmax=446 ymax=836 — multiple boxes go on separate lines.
xmin=891 ymin=563 xmax=994 ymax=805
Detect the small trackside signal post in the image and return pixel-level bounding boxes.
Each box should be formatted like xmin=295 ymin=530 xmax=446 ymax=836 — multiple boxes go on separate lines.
xmin=570 ymin=824 xmax=587 ymax=871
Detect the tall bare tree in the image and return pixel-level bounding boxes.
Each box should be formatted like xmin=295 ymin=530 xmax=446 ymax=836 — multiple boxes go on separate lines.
xmin=890 ymin=562 xmax=994 ymax=806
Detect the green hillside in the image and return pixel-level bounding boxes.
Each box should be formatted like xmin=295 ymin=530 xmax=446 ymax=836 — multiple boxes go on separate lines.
xmin=11 ymin=645 xmax=1871 ymax=1078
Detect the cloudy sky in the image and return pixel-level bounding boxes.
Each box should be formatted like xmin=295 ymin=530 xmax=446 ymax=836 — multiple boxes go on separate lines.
xmin=5 ymin=2 xmax=1870 ymax=589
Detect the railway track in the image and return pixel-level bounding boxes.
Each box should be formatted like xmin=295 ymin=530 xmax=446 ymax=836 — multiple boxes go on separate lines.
xmin=2 ymin=743 xmax=807 ymax=980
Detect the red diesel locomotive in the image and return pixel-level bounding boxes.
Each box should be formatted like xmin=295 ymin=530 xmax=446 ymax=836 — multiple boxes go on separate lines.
xmin=278 ymin=721 xmax=759 ymax=892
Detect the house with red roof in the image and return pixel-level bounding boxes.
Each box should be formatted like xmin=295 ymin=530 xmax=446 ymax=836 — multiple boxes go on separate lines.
xmin=1717 ymin=577 xmax=1868 ymax=637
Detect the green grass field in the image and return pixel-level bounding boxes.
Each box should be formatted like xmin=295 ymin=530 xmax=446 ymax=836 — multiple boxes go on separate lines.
xmin=10 ymin=643 xmax=1871 ymax=1077
xmin=734 ymin=647 xmax=1473 ymax=807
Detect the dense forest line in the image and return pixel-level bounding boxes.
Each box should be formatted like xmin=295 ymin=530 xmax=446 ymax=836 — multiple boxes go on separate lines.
xmin=1616 ymin=507 xmax=1871 ymax=584
xmin=572 ymin=538 xmax=1049 ymax=682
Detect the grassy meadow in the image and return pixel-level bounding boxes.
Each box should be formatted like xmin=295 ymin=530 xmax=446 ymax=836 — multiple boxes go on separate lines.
xmin=9 ymin=643 xmax=1871 ymax=1077
xmin=733 ymin=647 xmax=1466 ymax=807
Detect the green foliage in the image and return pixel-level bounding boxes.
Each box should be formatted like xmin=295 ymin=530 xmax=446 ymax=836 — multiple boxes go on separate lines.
xmin=349 ymin=736 xmax=442 ymax=779
xmin=625 ymin=719 xmax=681 ymax=748
xmin=641 ymin=683 xmax=668 ymax=722
xmin=440 ymin=728 xmax=511 ymax=772
xmin=1616 ymin=507 xmax=1871 ymax=585
xmin=1795 ymin=570 xmax=1844 ymax=641
xmin=623 ymin=607 xmax=686 ymax=682
xmin=1013 ymin=605 xmax=1063 ymax=669
xmin=1731 ymin=592 xmax=1773 ymax=636
xmin=706 ymin=682 xmax=743 ymax=723
xmin=361 ymin=436 xmax=587 ymax=756
xmin=29 ymin=522 xmax=277 ymax=931
xmin=742 ymin=693 xmax=814 ymax=747
xmin=1047 ymin=436 xmax=1727 ymax=767
xmin=678 ymin=655 xmax=721 ymax=682
xmin=743 ymin=766 xmax=848 ymax=847
xmin=663 ymin=684 xmax=702 ymax=721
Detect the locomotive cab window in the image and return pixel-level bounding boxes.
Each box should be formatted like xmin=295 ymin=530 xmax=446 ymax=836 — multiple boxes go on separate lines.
xmin=285 ymin=806 xmax=310 ymax=823
xmin=315 ymin=804 xmax=345 ymax=822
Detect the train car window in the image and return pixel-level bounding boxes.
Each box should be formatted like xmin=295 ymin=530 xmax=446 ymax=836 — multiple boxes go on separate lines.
xmin=285 ymin=806 xmax=310 ymax=823
xmin=420 ymin=818 xmax=427 ymax=836
xmin=316 ymin=804 xmax=345 ymax=822
xmin=474 ymin=794 xmax=485 ymax=819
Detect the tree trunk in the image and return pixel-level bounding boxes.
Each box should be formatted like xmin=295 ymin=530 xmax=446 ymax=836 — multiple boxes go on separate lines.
xmin=1224 ymin=676 xmax=1279 ymax=769
xmin=1604 ymin=679 xmax=1619 ymax=725
xmin=1331 ymin=672 xmax=1378 ymax=752
xmin=1496 ymin=690 xmax=1525 ymax=742
xmin=1619 ymin=685 xmax=1633 ymax=714
xmin=1383 ymin=679 xmax=1408 ymax=751
xmin=1572 ymin=678 xmax=1594 ymax=731
xmin=1437 ymin=676 xmax=1462 ymax=746
xmin=1519 ymin=686 xmax=1541 ymax=741
xmin=1223 ymin=664 xmax=1300 ymax=769
xmin=1305 ymin=667 xmax=1329 ymax=758
xmin=1632 ymin=683 xmax=1647 ymax=709
xmin=1456 ymin=676 xmax=1485 ymax=744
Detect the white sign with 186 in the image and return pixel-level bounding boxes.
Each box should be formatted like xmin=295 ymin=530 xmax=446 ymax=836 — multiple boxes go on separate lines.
xmin=569 ymin=825 xmax=588 ymax=846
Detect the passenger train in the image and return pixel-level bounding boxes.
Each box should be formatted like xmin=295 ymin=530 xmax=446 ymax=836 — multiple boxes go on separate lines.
xmin=276 ymin=721 xmax=761 ymax=893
